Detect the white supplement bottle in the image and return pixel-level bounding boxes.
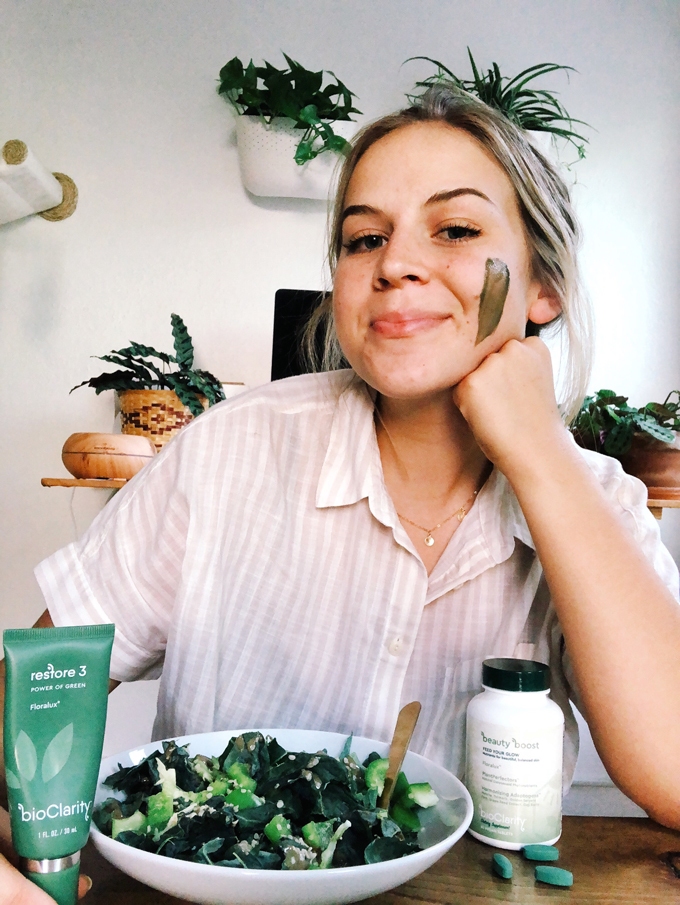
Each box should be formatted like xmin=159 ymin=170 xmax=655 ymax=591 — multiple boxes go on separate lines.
xmin=466 ymin=658 xmax=564 ymax=850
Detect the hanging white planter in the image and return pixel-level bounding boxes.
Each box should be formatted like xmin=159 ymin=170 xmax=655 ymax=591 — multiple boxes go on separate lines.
xmin=235 ymin=115 xmax=359 ymax=201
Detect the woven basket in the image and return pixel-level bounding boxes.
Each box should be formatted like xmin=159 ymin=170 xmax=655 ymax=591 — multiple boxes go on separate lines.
xmin=118 ymin=390 xmax=206 ymax=451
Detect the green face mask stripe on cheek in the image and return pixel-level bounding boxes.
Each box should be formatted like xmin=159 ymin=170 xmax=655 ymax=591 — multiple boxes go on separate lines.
xmin=475 ymin=258 xmax=510 ymax=345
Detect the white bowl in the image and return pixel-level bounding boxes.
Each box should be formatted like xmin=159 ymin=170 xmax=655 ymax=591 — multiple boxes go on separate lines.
xmin=91 ymin=728 xmax=473 ymax=905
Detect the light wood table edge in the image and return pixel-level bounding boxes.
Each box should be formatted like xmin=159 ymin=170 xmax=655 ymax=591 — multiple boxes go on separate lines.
xmin=41 ymin=477 xmax=127 ymax=489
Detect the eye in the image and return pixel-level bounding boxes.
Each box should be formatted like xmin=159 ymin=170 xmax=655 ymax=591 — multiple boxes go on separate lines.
xmin=342 ymin=233 xmax=387 ymax=254
xmin=437 ymin=223 xmax=482 ymax=242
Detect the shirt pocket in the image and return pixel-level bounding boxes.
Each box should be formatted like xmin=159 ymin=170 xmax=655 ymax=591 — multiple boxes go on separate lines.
xmin=422 ymin=658 xmax=483 ymax=778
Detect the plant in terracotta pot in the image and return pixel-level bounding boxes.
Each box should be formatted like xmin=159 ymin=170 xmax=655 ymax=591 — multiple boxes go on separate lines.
xmin=405 ymin=48 xmax=591 ymax=162
xmin=571 ymin=389 xmax=680 ymax=497
xmin=72 ymin=314 xmax=225 ymax=450
xmin=217 ymin=53 xmax=360 ymax=198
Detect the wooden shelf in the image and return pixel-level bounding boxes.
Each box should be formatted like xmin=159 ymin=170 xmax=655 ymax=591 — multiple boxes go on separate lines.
xmin=41 ymin=477 xmax=127 ymax=489
xmin=647 ymin=498 xmax=680 ymax=519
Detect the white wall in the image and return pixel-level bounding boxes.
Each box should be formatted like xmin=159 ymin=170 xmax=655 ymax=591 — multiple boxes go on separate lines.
xmin=2 ymin=0 xmax=679 ymax=807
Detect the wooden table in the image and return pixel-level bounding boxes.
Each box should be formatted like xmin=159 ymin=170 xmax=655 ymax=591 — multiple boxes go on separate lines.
xmin=80 ymin=817 xmax=680 ymax=904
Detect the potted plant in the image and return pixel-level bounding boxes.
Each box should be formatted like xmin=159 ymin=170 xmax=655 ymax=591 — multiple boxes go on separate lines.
xmin=571 ymin=389 xmax=680 ymax=497
xmin=72 ymin=314 xmax=226 ymax=450
xmin=217 ymin=53 xmax=361 ymax=199
xmin=405 ymin=48 xmax=591 ymax=163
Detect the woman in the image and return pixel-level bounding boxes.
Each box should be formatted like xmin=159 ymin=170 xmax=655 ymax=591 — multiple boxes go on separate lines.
xmin=2 ymin=85 xmax=680 ymax=902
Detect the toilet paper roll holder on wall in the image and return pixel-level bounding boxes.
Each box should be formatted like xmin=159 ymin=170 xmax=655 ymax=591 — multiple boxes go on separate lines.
xmin=1 ymin=139 xmax=78 ymax=224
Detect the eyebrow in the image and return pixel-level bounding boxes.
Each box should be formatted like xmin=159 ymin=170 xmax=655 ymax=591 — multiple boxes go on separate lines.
xmin=340 ymin=188 xmax=493 ymax=225
xmin=340 ymin=204 xmax=378 ymax=225
xmin=426 ymin=188 xmax=493 ymax=205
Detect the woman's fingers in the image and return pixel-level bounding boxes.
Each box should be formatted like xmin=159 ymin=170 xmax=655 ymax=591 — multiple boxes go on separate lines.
xmin=453 ymin=337 xmax=565 ymax=474
xmin=1 ymin=808 xmax=91 ymax=901
xmin=0 ymin=854 xmax=55 ymax=905
xmin=0 ymin=807 xmax=17 ymax=864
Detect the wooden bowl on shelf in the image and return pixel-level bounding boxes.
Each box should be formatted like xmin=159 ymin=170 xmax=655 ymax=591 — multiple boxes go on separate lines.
xmin=62 ymin=433 xmax=156 ymax=480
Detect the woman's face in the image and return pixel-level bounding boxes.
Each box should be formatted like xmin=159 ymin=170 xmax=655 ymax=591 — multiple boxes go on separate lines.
xmin=332 ymin=122 xmax=559 ymax=401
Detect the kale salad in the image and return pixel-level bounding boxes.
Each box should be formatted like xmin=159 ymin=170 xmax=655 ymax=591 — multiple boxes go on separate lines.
xmin=93 ymin=732 xmax=439 ymax=869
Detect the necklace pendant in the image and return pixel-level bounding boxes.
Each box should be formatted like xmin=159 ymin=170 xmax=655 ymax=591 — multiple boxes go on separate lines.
xmin=424 ymin=533 xmax=435 ymax=547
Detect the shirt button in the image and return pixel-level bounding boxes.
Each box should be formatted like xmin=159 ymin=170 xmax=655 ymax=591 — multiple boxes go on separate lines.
xmin=387 ymin=637 xmax=403 ymax=656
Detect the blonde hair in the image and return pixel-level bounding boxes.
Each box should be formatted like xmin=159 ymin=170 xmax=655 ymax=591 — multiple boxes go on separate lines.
xmin=304 ymin=84 xmax=593 ymax=422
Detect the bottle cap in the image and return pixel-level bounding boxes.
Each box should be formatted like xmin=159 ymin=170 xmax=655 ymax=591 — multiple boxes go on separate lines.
xmin=482 ymin=658 xmax=550 ymax=692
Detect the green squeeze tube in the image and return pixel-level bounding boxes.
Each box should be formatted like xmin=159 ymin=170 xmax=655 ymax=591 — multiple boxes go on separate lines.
xmin=3 ymin=624 xmax=114 ymax=905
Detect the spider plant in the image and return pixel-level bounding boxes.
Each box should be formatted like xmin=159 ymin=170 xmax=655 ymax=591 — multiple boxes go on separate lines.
xmin=405 ymin=48 xmax=590 ymax=158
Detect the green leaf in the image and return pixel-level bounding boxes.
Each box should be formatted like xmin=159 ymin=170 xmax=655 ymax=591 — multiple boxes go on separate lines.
xmin=42 ymin=723 xmax=74 ymax=783
xmin=219 ymin=56 xmax=244 ymax=85
xmin=171 ymin=314 xmax=195 ymax=369
xmin=635 ymin=418 xmax=675 ymax=444
xmin=165 ymin=375 xmax=205 ymax=417
xmin=5 ymin=769 xmax=21 ymax=789
xmin=119 ymin=343 xmax=175 ymax=365
xmin=364 ymin=836 xmax=418 ymax=863
xmin=15 ymin=730 xmax=37 ymax=782
xmin=298 ymin=104 xmax=320 ymax=125
xmin=326 ymin=133 xmax=350 ymax=153
xmin=603 ymin=420 xmax=634 ymax=456
xmin=294 ymin=140 xmax=316 ymax=164
xmin=190 ymin=370 xmax=226 ymax=405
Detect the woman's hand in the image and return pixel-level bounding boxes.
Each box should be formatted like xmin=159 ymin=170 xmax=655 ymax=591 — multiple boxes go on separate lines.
xmin=452 ymin=336 xmax=570 ymax=482
xmin=0 ymin=854 xmax=57 ymax=905
xmin=1 ymin=806 xmax=91 ymax=903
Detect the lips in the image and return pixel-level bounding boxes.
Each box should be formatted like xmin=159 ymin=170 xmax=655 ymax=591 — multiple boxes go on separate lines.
xmin=371 ymin=311 xmax=450 ymax=338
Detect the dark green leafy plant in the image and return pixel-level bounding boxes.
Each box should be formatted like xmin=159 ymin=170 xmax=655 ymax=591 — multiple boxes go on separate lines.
xmin=571 ymin=389 xmax=680 ymax=457
xmin=405 ymin=48 xmax=590 ymax=159
xmin=71 ymin=314 xmax=226 ymax=417
xmin=217 ymin=53 xmax=361 ymax=164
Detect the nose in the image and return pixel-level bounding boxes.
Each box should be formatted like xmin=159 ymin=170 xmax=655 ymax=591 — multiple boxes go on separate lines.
xmin=373 ymin=230 xmax=430 ymax=290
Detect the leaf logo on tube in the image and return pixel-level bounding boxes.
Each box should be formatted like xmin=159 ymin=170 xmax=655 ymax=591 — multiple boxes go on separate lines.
xmin=42 ymin=723 xmax=74 ymax=782
xmin=6 ymin=724 xmax=74 ymax=788
xmin=15 ymin=730 xmax=37 ymax=781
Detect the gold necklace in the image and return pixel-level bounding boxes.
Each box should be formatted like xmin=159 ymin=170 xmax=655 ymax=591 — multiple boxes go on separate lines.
xmin=398 ymin=490 xmax=479 ymax=547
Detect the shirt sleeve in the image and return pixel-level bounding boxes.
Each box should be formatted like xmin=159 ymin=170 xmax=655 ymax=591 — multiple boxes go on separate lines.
xmin=34 ymin=441 xmax=189 ymax=682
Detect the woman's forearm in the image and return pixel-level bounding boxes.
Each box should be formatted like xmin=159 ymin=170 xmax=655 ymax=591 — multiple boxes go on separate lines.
xmin=454 ymin=338 xmax=680 ymax=827
xmin=506 ymin=436 xmax=680 ymax=827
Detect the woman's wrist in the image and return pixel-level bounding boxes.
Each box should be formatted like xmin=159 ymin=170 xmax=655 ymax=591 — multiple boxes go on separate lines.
xmin=492 ymin=421 xmax=582 ymax=497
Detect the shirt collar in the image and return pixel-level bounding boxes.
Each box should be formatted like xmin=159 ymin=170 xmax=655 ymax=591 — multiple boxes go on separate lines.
xmin=316 ymin=371 xmax=382 ymax=509
xmin=423 ymin=467 xmax=536 ymax=599
xmin=316 ymin=372 xmax=536 ymax=584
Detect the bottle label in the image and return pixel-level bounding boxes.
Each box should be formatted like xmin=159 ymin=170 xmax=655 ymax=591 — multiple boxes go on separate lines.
xmin=466 ymin=714 xmax=562 ymax=845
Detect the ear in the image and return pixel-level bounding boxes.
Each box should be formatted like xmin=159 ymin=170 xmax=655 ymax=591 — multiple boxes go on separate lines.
xmin=527 ymin=286 xmax=561 ymax=325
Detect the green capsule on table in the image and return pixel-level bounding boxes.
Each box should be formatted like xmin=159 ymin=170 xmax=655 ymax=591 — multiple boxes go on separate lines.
xmin=522 ymin=844 xmax=560 ymax=861
xmin=535 ymin=865 xmax=574 ymax=887
xmin=492 ymin=852 xmax=513 ymax=879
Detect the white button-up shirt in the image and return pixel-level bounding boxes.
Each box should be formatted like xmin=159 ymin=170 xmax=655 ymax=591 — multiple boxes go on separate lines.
xmin=35 ymin=370 xmax=678 ymax=786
